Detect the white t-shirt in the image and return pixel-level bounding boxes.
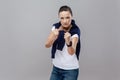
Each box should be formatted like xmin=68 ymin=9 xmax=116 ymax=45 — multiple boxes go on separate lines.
xmin=51 ymin=26 xmax=79 ymax=70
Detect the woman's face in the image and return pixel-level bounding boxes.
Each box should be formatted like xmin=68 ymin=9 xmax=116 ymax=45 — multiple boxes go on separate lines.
xmin=59 ymin=11 xmax=72 ymax=29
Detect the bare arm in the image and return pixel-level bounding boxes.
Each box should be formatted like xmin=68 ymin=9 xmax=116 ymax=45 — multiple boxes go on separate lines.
xmin=67 ymin=37 xmax=78 ymax=55
xmin=64 ymin=32 xmax=78 ymax=55
xmin=45 ymin=29 xmax=59 ymax=48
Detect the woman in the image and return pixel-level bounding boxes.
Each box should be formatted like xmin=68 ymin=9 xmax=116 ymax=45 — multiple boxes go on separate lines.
xmin=45 ymin=5 xmax=81 ymax=80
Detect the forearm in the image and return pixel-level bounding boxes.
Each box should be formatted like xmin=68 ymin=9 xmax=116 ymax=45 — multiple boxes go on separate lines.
xmin=67 ymin=46 xmax=75 ymax=55
xmin=45 ymin=32 xmax=58 ymax=48
xmin=66 ymin=37 xmax=78 ymax=55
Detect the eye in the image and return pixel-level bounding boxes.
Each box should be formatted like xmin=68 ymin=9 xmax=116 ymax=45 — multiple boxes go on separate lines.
xmin=60 ymin=17 xmax=64 ymax=19
xmin=66 ymin=17 xmax=70 ymax=19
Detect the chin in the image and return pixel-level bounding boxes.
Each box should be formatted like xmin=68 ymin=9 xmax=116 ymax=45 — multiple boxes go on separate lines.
xmin=63 ymin=26 xmax=68 ymax=29
xmin=63 ymin=26 xmax=69 ymax=30
xmin=63 ymin=26 xmax=68 ymax=28
xmin=63 ymin=25 xmax=69 ymax=28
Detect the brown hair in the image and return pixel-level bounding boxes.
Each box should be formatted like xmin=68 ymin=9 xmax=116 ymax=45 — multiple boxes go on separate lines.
xmin=58 ymin=5 xmax=73 ymax=16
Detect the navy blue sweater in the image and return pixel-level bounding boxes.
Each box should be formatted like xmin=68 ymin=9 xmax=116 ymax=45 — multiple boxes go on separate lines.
xmin=51 ymin=20 xmax=81 ymax=60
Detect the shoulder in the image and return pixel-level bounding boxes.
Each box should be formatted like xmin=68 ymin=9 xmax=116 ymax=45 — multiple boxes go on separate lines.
xmin=71 ymin=20 xmax=80 ymax=33
xmin=52 ymin=22 xmax=61 ymax=29
xmin=51 ymin=22 xmax=61 ymax=31
xmin=71 ymin=34 xmax=79 ymax=38
xmin=70 ymin=26 xmax=80 ymax=38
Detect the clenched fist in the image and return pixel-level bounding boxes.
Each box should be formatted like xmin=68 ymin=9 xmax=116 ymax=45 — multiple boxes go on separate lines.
xmin=64 ymin=32 xmax=71 ymax=45
xmin=52 ymin=29 xmax=59 ymax=36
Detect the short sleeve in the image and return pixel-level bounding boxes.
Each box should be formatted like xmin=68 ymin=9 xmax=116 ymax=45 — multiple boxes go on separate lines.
xmin=51 ymin=26 xmax=55 ymax=31
xmin=71 ymin=34 xmax=78 ymax=38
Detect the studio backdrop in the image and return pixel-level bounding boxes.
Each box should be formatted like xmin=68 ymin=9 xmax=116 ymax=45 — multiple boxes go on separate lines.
xmin=0 ymin=0 xmax=120 ymax=80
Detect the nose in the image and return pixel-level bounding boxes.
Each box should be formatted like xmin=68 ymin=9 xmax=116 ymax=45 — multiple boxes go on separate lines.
xmin=63 ymin=19 xmax=67 ymax=23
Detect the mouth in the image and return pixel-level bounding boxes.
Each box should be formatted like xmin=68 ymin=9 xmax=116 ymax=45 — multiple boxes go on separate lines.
xmin=63 ymin=24 xmax=69 ymax=27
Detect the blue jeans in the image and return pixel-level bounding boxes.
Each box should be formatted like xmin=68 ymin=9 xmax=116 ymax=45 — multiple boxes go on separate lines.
xmin=50 ymin=66 xmax=79 ymax=80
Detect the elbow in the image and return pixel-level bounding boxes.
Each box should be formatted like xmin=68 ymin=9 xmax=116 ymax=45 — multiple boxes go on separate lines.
xmin=68 ymin=49 xmax=75 ymax=55
xmin=45 ymin=43 xmax=51 ymax=48
xmin=69 ymin=51 xmax=75 ymax=55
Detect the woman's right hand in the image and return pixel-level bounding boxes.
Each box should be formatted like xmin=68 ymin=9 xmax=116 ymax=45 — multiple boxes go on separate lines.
xmin=52 ymin=29 xmax=59 ymax=37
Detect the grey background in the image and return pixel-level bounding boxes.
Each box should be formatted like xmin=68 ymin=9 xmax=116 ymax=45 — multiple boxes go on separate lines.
xmin=0 ymin=0 xmax=120 ymax=80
